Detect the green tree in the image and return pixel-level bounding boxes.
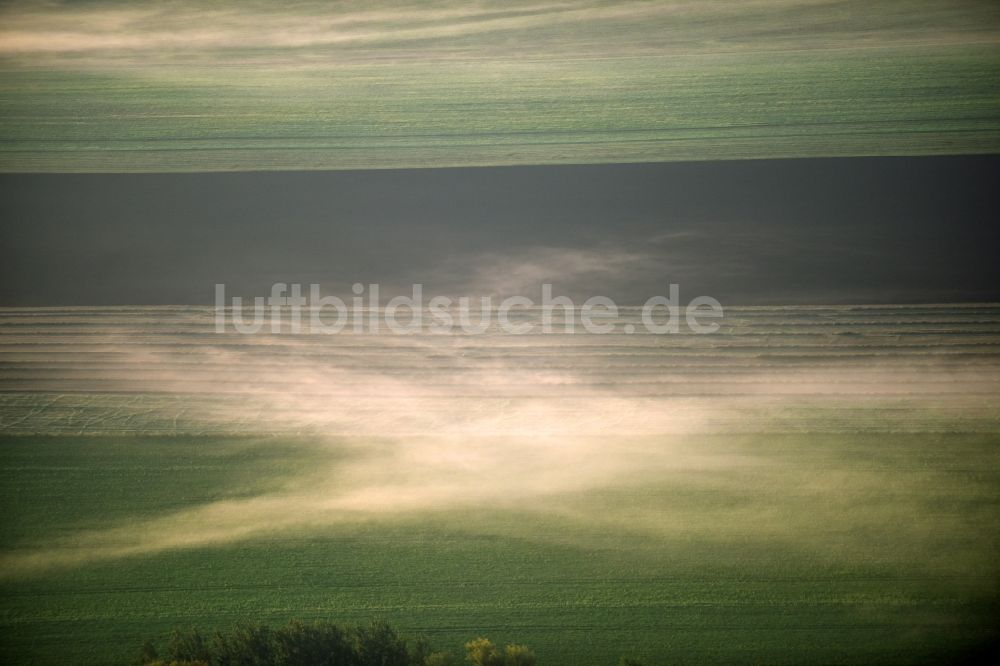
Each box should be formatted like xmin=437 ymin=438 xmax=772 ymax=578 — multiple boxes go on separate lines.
xmin=137 ymin=639 xmax=159 ymax=665
xmin=502 ymin=644 xmax=536 ymax=666
xmin=464 ymin=638 xmax=503 ymax=666
xmin=213 ymin=623 xmax=276 ymax=666
xmin=166 ymin=627 xmax=211 ymax=664
xmin=408 ymin=637 xmax=434 ymax=666
xmin=424 ymin=651 xmax=456 ymax=666
xmin=353 ymin=619 xmax=409 ymax=666
xmin=273 ymin=619 xmax=356 ymax=666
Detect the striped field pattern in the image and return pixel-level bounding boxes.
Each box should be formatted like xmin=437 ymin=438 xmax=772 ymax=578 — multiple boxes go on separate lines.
xmin=1 ymin=304 xmax=999 ymax=664
xmin=2 ymin=304 xmax=999 ymax=434
xmin=2 ymin=1 xmax=1000 ymax=172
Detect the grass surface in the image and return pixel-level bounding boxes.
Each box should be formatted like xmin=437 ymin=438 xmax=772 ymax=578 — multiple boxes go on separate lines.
xmin=1 ymin=433 xmax=999 ymax=665
xmin=1 ymin=305 xmax=999 ymax=663
xmin=1 ymin=1 xmax=999 ymax=172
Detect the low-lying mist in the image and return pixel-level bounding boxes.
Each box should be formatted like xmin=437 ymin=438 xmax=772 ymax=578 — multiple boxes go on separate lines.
xmin=1 ymin=304 xmax=998 ymax=579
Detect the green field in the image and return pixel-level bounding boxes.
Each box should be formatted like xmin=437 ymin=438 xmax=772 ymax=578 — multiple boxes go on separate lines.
xmin=1 ymin=305 xmax=999 ymax=663
xmin=1 ymin=432 xmax=998 ymax=665
xmin=2 ymin=0 xmax=999 ymax=172
xmin=3 ymin=5 xmax=998 ymax=661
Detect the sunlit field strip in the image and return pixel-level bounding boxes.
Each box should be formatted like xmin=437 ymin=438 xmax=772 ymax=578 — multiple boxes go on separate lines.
xmin=2 ymin=0 xmax=999 ymax=171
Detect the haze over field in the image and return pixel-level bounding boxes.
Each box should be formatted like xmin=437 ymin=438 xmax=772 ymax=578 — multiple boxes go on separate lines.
xmin=1 ymin=2 xmax=999 ymax=664
xmin=1 ymin=0 xmax=999 ymax=171
xmin=1 ymin=304 xmax=999 ymax=663
xmin=0 ymin=306 xmax=1000 ymax=552
xmin=1 ymin=156 xmax=998 ymax=663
